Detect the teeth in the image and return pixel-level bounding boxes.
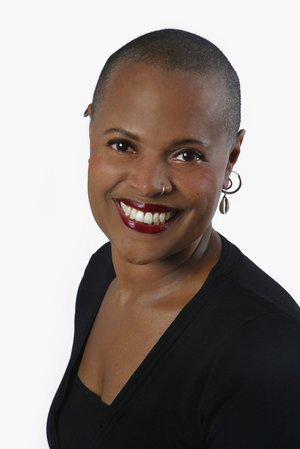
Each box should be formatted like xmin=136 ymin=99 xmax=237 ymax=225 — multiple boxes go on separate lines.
xmin=135 ymin=211 xmax=144 ymax=222
xmin=119 ymin=202 xmax=174 ymax=225
xmin=120 ymin=201 xmax=127 ymax=212
xmin=144 ymin=212 xmax=153 ymax=224
xmin=159 ymin=213 xmax=165 ymax=224
xmin=130 ymin=208 xmax=137 ymax=220
xmin=153 ymin=212 xmax=160 ymax=224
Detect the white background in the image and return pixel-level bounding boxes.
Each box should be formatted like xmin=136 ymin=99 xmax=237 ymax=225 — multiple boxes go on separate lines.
xmin=1 ymin=1 xmax=299 ymax=448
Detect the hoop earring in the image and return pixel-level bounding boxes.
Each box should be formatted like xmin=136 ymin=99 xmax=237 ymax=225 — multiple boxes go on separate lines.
xmin=219 ymin=171 xmax=242 ymax=214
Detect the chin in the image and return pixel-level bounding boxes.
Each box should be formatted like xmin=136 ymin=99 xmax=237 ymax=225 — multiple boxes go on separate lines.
xmin=110 ymin=232 xmax=204 ymax=267
xmin=111 ymin=241 xmax=168 ymax=265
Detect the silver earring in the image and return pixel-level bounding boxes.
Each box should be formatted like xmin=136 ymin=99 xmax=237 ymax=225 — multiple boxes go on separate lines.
xmin=160 ymin=183 xmax=166 ymax=196
xmin=219 ymin=171 xmax=242 ymax=214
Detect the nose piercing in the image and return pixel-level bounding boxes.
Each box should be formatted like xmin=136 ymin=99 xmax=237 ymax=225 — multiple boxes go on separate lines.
xmin=160 ymin=183 xmax=166 ymax=196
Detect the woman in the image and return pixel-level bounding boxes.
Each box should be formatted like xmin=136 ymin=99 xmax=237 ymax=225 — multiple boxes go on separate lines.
xmin=47 ymin=29 xmax=300 ymax=448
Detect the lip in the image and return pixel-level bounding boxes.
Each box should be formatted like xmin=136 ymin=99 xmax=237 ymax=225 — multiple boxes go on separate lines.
xmin=114 ymin=199 xmax=179 ymax=234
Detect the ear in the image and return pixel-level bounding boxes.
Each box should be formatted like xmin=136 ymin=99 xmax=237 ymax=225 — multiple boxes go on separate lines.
xmin=83 ymin=104 xmax=94 ymax=139
xmin=224 ymin=129 xmax=245 ymax=187
xmin=83 ymin=103 xmax=93 ymax=118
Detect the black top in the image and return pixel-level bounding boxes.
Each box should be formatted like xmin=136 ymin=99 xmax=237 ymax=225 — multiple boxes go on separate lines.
xmin=56 ymin=374 xmax=109 ymax=449
xmin=47 ymin=235 xmax=300 ymax=448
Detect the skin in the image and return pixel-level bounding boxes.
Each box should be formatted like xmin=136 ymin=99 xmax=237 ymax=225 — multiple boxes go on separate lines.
xmin=78 ymin=62 xmax=245 ymax=405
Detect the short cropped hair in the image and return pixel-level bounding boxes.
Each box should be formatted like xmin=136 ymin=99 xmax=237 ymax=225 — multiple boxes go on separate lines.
xmin=92 ymin=29 xmax=241 ymax=137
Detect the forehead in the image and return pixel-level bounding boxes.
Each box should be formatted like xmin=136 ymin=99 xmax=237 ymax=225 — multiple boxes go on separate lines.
xmin=94 ymin=62 xmax=228 ymax=144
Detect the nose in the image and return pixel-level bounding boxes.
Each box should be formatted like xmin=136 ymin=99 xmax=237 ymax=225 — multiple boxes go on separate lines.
xmin=128 ymin=154 xmax=172 ymax=197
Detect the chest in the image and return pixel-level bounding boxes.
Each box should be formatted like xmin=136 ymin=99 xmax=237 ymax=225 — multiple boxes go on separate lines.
xmin=78 ymin=290 xmax=183 ymax=405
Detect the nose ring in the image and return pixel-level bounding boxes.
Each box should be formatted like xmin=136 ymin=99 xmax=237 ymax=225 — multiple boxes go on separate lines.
xmin=160 ymin=183 xmax=166 ymax=196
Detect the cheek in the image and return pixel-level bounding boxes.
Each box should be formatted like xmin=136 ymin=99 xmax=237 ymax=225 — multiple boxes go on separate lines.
xmin=87 ymin=159 xmax=115 ymax=236
xmin=88 ymin=153 xmax=120 ymax=195
xmin=184 ymin=169 xmax=223 ymax=230
xmin=87 ymin=157 xmax=111 ymax=216
xmin=181 ymin=168 xmax=222 ymax=204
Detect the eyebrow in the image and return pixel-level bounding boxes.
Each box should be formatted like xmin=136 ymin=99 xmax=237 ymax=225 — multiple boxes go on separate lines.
xmin=103 ymin=127 xmax=141 ymax=141
xmin=103 ymin=127 xmax=211 ymax=149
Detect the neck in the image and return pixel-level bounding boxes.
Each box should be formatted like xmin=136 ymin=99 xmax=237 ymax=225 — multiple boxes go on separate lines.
xmin=110 ymin=227 xmax=222 ymax=304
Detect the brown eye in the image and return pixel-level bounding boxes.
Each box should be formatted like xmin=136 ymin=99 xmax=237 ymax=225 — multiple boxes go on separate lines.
xmin=173 ymin=150 xmax=204 ymax=162
xmin=111 ymin=140 xmax=131 ymax=152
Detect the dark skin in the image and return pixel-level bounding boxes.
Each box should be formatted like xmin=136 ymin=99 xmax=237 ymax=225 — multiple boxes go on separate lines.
xmin=78 ymin=62 xmax=245 ymax=406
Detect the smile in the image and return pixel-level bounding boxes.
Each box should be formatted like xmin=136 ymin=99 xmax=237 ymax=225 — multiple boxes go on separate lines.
xmin=115 ymin=199 xmax=178 ymax=234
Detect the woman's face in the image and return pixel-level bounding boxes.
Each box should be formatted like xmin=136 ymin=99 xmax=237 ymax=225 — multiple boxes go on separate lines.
xmin=88 ymin=63 xmax=243 ymax=265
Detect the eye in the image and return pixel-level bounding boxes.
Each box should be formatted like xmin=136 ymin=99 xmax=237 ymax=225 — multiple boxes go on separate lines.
xmin=108 ymin=139 xmax=134 ymax=153
xmin=173 ymin=149 xmax=204 ymax=163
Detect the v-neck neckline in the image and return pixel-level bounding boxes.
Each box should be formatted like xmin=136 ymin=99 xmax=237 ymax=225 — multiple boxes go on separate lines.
xmin=79 ymin=236 xmax=237 ymax=404
xmin=55 ymin=235 xmax=240 ymax=448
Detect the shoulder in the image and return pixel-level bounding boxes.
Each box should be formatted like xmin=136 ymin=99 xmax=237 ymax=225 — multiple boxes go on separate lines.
xmin=77 ymin=240 xmax=114 ymax=288
xmin=216 ymin=310 xmax=300 ymax=379
xmin=206 ymin=237 xmax=300 ymax=393
xmin=206 ymin=309 xmax=300 ymax=405
xmin=82 ymin=240 xmax=113 ymax=277
xmin=220 ymin=235 xmax=300 ymax=320
xmin=73 ymin=241 xmax=115 ymax=322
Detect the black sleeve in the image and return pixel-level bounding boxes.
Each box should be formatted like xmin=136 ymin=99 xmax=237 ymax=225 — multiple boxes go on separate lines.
xmin=201 ymin=312 xmax=300 ymax=449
